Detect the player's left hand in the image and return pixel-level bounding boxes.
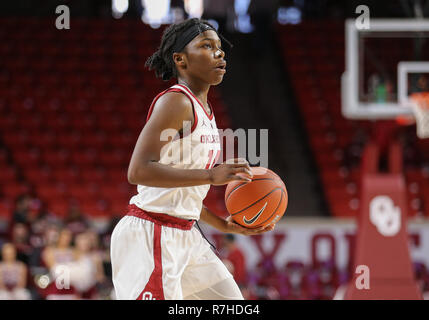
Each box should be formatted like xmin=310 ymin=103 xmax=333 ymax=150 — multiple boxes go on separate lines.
xmin=224 ymin=216 xmax=275 ymax=235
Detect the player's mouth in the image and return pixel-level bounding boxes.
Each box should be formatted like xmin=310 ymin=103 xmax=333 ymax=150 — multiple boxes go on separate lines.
xmin=214 ymin=61 xmax=227 ymax=73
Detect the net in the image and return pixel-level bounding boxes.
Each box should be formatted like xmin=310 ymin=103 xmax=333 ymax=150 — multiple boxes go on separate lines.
xmin=410 ymin=92 xmax=429 ymax=139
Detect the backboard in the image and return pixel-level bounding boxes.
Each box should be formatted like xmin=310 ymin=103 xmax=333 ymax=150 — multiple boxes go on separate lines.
xmin=342 ymin=19 xmax=429 ymax=120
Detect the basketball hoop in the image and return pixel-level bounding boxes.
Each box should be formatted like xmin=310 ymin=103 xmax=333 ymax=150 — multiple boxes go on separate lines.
xmin=410 ymin=92 xmax=429 ymax=139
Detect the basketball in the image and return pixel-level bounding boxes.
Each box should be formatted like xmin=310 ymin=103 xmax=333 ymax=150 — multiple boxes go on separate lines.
xmin=225 ymin=167 xmax=288 ymax=229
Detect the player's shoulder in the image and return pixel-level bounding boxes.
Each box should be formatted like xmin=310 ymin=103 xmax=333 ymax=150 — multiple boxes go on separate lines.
xmin=152 ymin=88 xmax=193 ymax=118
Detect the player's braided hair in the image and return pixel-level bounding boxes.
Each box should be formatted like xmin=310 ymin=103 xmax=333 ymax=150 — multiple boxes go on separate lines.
xmin=145 ymin=18 xmax=217 ymax=81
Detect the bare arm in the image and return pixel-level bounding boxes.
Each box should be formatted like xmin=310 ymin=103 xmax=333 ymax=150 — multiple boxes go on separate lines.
xmin=0 ymin=265 xmax=5 ymax=290
xmin=127 ymin=92 xmax=252 ymax=188
xmin=199 ymin=205 xmax=274 ymax=236
xmin=41 ymin=247 xmax=55 ymax=270
xmin=94 ymin=254 xmax=106 ymax=283
xmin=17 ymin=263 xmax=27 ymax=289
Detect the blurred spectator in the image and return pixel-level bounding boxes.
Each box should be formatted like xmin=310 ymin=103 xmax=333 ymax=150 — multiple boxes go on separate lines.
xmin=27 ymin=223 xmax=61 ymax=269
xmin=284 ymin=261 xmax=305 ymax=299
xmin=42 ymin=228 xmax=74 ymax=269
xmin=69 ymin=232 xmax=106 ymax=299
xmin=100 ymin=215 xmax=120 ymax=252
xmin=99 ymin=216 xmax=121 ymax=287
xmin=0 ymin=243 xmax=31 ymax=300
xmin=64 ymin=204 xmax=89 ymax=236
xmin=86 ymin=227 xmax=112 ymax=294
xmin=85 ymin=229 xmax=101 ymax=253
xmin=220 ymin=234 xmax=247 ymax=287
xmin=45 ymin=224 xmax=61 ymax=246
xmin=368 ymin=73 xmax=380 ymax=102
xmin=368 ymin=73 xmax=394 ymax=103
xmin=314 ymin=261 xmax=338 ymax=299
xmin=11 ymin=194 xmax=32 ymax=225
xmin=10 ymin=223 xmax=32 ymax=265
xmin=41 ymin=228 xmax=77 ymax=299
xmin=410 ymin=74 xmax=429 ymax=94
xmin=30 ymin=204 xmax=62 ymax=239
xmin=375 ymin=79 xmax=387 ymax=103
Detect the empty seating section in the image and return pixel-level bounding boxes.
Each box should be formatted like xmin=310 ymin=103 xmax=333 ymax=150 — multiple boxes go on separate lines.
xmin=277 ymin=21 xmax=429 ymax=218
xmin=0 ymin=18 xmax=229 ymax=220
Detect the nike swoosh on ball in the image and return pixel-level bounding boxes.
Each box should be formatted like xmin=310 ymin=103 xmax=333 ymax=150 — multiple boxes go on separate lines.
xmin=243 ymin=202 xmax=268 ymax=225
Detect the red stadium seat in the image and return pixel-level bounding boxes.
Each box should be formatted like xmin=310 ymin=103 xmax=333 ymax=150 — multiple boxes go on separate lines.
xmin=36 ymin=183 xmax=68 ymax=202
xmin=80 ymin=200 xmax=110 ymax=218
xmin=0 ymin=18 xmax=233 ymax=226
xmin=24 ymin=167 xmax=53 ymax=184
xmin=80 ymin=168 xmax=107 ymax=184
xmin=110 ymin=200 xmax=128 ymax=216
xmin=98 ymin=150 xmax=128 ymax=167
xmin=42 ymin=149 xmax=71 ymax=167
xmin=30 ymin=130 xmax=57 ymax=148
xmin=0 ymin=166 xmax=17 ymax=182
xmin=105 ymin=169 xmax=127 ymax=183
xmin=0 ymin=198 xmax=14 ymax=220
xmin=51 ymin=167 xmax=81 ymax=184
xmin=1 ymin=182 xmax=31 ymax=200
xmin=56 ymin=132 xmax=83 ymax=149
xmin=47 ymin=199 xmax=69 ymax=218
xmin=99 ymin=184 xmax=133 ymax=200
xmin=2 ymin=132 xmax=29 ymax=148
xmin=12 ymin=148 xmax=42 ymax=166
xmin=71 ymin=149 xmax=98 ymax=167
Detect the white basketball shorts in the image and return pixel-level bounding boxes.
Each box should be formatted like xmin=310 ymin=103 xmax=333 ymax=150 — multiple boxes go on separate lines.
xmin=110 ymin=205 xmax=234 ymax=300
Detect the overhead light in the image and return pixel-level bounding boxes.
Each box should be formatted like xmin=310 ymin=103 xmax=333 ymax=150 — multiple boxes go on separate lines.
xmin=112 ymin=0 xmax=129 ymax=19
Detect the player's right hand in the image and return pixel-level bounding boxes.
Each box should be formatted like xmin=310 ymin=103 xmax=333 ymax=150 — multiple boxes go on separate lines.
xmin=208 ymin=158 xmax=253 ymax=186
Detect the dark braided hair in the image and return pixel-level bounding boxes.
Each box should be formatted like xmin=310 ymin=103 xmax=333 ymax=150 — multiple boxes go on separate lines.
xmin=145 ymin=18 xmax=216 ymax=81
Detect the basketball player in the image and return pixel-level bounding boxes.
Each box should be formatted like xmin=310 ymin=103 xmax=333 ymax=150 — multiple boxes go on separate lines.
xmin=110 ymin=18 xmax=274 ymax=300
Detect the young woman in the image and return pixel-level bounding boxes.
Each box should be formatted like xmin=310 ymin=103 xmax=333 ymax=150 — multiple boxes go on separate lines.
xmin=110 ymin=18 xmax=274 ymax=300
xmin=69 ymin=232 xmax=105 ymax=299
xmin=0 ymin=243 xmax=31 ymax=300
xmin=41 ymin=227 xmax=77 ymax=299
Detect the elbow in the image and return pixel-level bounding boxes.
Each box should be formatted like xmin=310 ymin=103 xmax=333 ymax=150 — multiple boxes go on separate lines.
xmin=127 ymin=165 xmax=149 ymax=185
xmin=127 ymin=167 xmax=138 ymax=185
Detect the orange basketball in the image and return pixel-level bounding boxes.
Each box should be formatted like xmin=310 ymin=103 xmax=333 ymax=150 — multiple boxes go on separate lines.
xmin=225 ymin=167 xmax=288 ymax=229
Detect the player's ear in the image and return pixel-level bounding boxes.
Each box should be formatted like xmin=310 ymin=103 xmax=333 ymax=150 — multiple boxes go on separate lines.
xmin=173 ymin=52 xmax=187 ymax=69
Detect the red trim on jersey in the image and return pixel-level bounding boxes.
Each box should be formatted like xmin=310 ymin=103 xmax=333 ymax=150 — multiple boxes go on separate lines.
xmin=127 ymin=204 xmax=195 ymax=230
xmin=175 ymin=84 xmax=214 ymax=120
xmin=145 ymin=89 xmax=168 ymax=122
xmin=136 ymin=223 xmax=164 ymax=300
xmin=145 ymin=88 xmax=198 ymax=135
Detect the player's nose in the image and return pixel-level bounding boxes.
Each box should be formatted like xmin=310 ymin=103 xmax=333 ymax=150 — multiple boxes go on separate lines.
xmin=215 ymin=48 xmax=225 ymax=59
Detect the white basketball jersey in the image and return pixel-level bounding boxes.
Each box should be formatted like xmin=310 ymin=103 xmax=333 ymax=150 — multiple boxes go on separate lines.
xmin=129 ymin=84 xmax=221 ymax=220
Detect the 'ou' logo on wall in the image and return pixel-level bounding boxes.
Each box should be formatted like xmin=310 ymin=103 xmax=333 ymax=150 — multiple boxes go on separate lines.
xmin=141 ymin=292 xmax=156 ymax=300
xmin=369 ymin=196 xmax=401 ymax=237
